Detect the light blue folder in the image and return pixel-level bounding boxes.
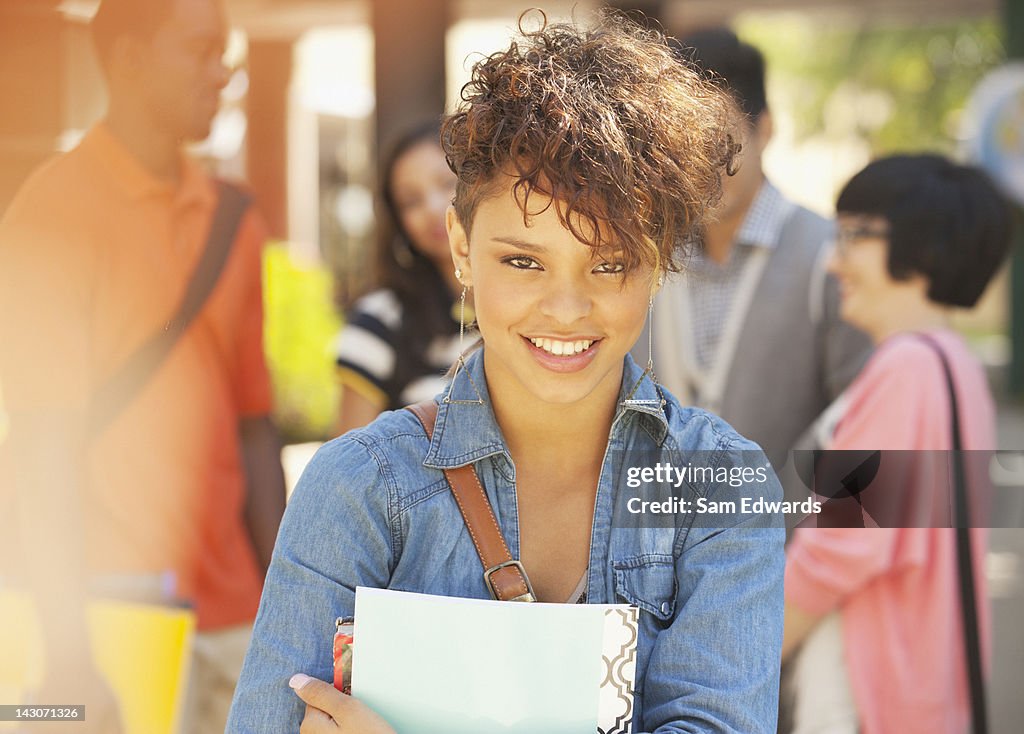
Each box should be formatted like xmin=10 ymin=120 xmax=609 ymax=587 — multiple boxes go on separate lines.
xmin=351 ymin=587 xmax=636 ymax=733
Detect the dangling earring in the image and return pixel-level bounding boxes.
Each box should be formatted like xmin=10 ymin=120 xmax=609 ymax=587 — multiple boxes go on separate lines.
xmin=443 ymin=283 xmax=484 ymax=405
xmin=623 ymin=276 xmax=666 ymax=408
xmin=645 ymin=273 xmax=664 ymax=377
xmin=645 ymin=293 xmax=655 ymax=375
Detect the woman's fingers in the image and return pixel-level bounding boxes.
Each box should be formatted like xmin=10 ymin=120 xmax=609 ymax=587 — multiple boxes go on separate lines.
xmin=291 ymin=674 xmax=345 ymax=718
xmin=289 ymin=674 xmax=397 ymax=734
xmin=299 ymin=704 xmax=338 ymax=733
xmin=292 ymin=675 xmax=342 ymax=732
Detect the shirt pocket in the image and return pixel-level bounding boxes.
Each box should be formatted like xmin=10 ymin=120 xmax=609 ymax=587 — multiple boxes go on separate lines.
xmin=611 ymin=554 xmax=677 ymax=622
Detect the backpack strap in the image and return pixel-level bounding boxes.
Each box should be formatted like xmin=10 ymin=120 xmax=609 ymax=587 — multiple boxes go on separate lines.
xmin=89 ymin=180 xmax=251 ymax=433
xmin=406 ymin=400 xmax=536 ymax=603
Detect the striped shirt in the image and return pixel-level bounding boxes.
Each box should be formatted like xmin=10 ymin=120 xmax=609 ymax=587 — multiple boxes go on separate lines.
xmin=335 ymin=289 xmax=462 ymax=410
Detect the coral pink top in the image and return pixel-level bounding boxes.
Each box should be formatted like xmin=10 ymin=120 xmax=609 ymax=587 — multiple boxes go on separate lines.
xmin=785 ymin=330 xmax=992 ymax=734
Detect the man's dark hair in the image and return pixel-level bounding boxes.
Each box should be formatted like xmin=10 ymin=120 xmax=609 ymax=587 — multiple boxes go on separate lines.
xmin=673 ymin=28 xmax=767 ymax=120
xmin=91 ymin=0 xmax=174 ymax=66
xmin=837 ymin=154 xmax=1012 ymax=308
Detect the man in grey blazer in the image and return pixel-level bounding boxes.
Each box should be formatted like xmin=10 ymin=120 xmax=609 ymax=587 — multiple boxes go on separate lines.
xmin=638 ymin=29 xmax=871 ymax=470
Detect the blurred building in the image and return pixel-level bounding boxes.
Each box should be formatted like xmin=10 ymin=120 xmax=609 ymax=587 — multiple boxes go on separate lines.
xmin=0 ymin=0 xmax=1002 ymax=287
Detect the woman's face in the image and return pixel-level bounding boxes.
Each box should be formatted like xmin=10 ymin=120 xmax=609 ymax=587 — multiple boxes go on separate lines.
xmin=389 ymin=140 xmax=457 ymax=264
xmin=447 ymin=185 xmax=656 ymax=408
xmin=828 ymin=214 xmax=922 ymax=339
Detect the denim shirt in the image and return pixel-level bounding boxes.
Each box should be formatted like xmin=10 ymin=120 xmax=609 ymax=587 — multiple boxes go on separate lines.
xmin=227 ymin=350 xmax=785 ymax=733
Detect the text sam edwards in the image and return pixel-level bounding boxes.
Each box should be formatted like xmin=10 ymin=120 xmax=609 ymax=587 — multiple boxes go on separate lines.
xmin=627 ymin=496 xmax=823 ymax=515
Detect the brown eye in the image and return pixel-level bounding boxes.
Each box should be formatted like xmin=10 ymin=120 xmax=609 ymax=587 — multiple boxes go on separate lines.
xmin=501 ymin=255 xmax=542 ymax=270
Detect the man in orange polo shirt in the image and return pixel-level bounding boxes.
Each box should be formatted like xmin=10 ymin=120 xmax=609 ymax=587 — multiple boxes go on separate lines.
xmin=0 ymin=0 xmax=286 ymax=731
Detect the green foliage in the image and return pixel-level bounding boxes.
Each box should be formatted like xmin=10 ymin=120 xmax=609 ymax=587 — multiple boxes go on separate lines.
xmin=263 ymin=243 xmax=341 ymax=443
xmin=736 ymin=13 xmax=1004 ymax=155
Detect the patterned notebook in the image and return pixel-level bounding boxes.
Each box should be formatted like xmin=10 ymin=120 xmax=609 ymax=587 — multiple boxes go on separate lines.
xmin=598 ymin=607 xmax=638 ymax=734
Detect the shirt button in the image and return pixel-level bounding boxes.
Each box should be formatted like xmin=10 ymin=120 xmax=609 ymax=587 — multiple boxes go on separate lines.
xmin=660 ymin=601 xmax=671 ymax=615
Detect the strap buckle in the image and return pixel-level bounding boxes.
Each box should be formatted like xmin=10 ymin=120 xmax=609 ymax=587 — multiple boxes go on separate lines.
xmin=483 ymin=560 xmax=536 ymax=603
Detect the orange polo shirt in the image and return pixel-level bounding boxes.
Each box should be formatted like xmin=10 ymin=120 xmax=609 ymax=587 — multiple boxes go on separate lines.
xmin=0 ymin=124 xmax=271 ymax=629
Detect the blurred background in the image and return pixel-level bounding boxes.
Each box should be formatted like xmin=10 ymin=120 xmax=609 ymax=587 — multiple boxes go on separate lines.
xmin=2 ymin=2 xmax=1023 ymax=727
xmin=1 ymin=0 xmax=1020 ymax=443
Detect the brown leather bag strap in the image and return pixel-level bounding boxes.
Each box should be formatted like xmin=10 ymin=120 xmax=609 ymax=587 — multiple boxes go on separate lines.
xmin=406 ymin=400 xmax=536 ymax=603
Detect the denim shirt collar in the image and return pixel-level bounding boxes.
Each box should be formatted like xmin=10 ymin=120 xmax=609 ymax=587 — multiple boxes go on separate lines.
xmin=423 ymin=347 xmax=669 ymax=470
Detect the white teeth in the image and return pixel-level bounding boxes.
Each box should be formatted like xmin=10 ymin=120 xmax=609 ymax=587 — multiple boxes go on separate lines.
xmin=529 ymin=337 xmax=594 ymax=355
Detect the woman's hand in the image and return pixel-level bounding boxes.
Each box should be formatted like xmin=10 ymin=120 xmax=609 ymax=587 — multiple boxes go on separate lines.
xmin=289 ymin=674 xmax=397 ymax=733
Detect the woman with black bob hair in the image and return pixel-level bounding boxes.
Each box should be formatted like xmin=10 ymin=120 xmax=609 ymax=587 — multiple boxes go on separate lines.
xmin=782 ymin=154 xmax=1012 ymax=734
xmin=334 ymin=123 xmax=463 ymax=434
xmin=837 ymin=153 xmax=1010 ymax=310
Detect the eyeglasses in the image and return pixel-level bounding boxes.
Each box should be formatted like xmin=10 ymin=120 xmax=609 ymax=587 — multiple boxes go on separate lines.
xmin=834 ymin=224 xmax=889 ymax=255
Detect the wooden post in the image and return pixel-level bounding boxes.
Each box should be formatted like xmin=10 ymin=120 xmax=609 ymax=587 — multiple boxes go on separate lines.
xmin=370 ymin=0 xmax=448 ymax=169
xmin=246 ymin=38 xmax=294 ymax=240
xmin=0 ymin=1 xmax=71 ymax=214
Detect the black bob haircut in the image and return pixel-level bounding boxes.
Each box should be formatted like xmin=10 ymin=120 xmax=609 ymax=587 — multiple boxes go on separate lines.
xmin=91 ymin=0 xmax=174 ymax=66
xmin=672 ymin=28 xmax=767 ymax=121
xmin=837 ymin=154 xmax=1012 ymax=308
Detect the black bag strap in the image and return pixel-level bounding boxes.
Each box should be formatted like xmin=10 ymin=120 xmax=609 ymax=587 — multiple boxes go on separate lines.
xmin=915 ymin=333 xmax=987 ymax=734
xmin=89 ymin=180 xmax=251 ymax=433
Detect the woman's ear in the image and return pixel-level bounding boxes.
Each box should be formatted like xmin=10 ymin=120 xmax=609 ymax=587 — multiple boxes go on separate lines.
xmin=650 ymin=269 xmax=665 ymax=297
xmin=446 ymin=206 xmax=472 ymax=286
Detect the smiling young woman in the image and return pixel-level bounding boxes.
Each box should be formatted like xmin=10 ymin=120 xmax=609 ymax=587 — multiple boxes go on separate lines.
xmin=447 ymin=188 xmax=653 ymax=413
xmin=227 ymin=11 xmax=787 ymax=734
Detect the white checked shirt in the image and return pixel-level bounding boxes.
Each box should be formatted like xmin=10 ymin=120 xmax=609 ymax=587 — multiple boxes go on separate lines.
xmin=687 ymin=181 xmax=792 ymax=369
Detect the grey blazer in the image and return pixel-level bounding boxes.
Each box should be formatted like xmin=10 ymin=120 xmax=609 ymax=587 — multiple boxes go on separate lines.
xmin=637 ymin=205 xmax=872 ymax=470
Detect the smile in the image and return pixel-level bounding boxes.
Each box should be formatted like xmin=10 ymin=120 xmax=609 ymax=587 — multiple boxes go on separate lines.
xmin=522 ymin=335 xmax=602 ymax=374
xmin=527 ymin=337 xmax=594 ymax=356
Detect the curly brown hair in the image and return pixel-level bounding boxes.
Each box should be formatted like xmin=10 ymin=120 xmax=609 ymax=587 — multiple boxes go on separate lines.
xmin=441 ymin=10 xmax=741 ymax=274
